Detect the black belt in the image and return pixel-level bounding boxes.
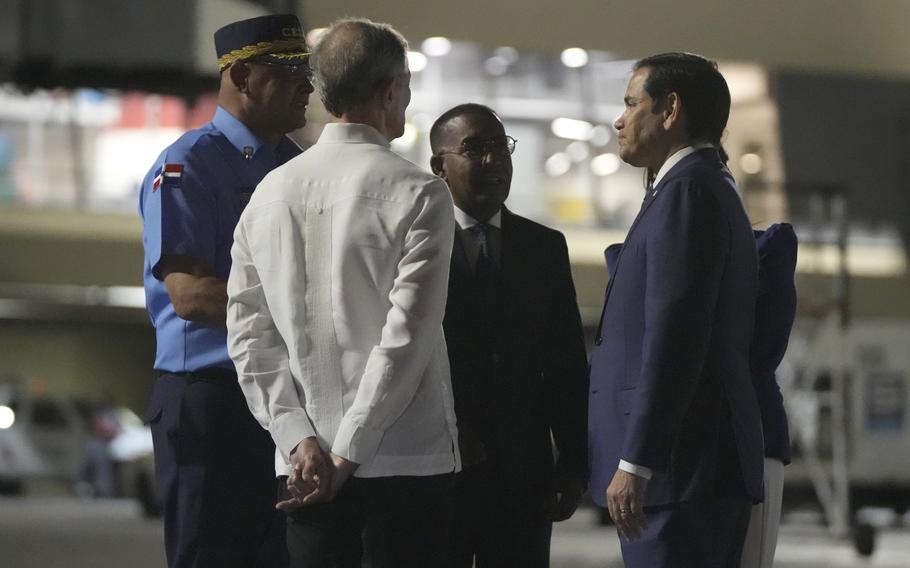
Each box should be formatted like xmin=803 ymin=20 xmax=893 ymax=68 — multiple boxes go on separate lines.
xmin=156 ymin=367 xmax=237 ymax=381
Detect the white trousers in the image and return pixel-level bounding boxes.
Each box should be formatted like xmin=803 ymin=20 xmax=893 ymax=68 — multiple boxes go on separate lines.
xmin=740 ymin=458 xmax=785 ymax=568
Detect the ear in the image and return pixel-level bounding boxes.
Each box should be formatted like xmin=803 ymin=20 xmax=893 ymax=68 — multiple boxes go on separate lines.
xmin=430 ymin=155 xmax=446 ymax=179
xmin=376 ymin=76 xmax=397 ymax=111
xmin=662 ymin=92 xmax=682 ymax=130
xmin=228 ymin=62 xmax=251 ymax=92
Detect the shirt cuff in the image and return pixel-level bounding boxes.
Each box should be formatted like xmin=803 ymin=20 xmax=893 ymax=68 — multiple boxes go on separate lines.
xmin=331 ymin=415 xmax=384 ymax=466
xmin=618 ymin=459 xmax=653 ymax=480
xmin=270 ymin=410 xmax=317 ymax=462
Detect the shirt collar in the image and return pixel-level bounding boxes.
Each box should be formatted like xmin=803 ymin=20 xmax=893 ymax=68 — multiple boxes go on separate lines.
xmin=652 ymin=143 xmax=716 ymax=187
xmin=212 ymin=106 xmax=267 ymax=156
xmin=316 ymin=123 xmax=391 ymax=148
xmin=454 ymin=206 xmax=502 ymax=230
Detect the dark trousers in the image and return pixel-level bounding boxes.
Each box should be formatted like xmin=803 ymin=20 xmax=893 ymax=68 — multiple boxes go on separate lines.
xmin=620 ymin=494 xmax=752 ymax=568
xmin=450 ymin=461 xmax=552 ymax=568
xmin=146 ymin=371 xmax=287 ymax=568
xmin=284 ymin=473 xmax=454 ymax=568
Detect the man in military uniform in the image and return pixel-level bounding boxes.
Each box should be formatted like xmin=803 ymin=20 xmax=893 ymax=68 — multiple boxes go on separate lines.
xmin=139 ymin=14 xmax=313 ymax=567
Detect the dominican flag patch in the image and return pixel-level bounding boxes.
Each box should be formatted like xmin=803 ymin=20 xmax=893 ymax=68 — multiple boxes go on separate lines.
xmin=152 ymin=163 xmax=184 ymax=192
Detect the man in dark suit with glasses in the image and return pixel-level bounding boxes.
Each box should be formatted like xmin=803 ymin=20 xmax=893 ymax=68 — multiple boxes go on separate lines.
xmin=430 ymin=103 xmax=589 ymax=567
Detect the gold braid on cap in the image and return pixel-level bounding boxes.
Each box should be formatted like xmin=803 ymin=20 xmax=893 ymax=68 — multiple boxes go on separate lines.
xmin=218 ymin=39 xmax=310 ymax=70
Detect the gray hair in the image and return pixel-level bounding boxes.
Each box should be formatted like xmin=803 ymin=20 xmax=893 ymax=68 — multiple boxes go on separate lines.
xmin=312 ymin=18 xmax=408 ymax=117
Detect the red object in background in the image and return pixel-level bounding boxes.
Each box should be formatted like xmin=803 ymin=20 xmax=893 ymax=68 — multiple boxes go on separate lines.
xmin=188 ymin=95 xmax=218 ymax=129
xmin=158 ymin=97 xmax=187 ymax=128
xmin=117 ymin=93 xmax=191 ymax=129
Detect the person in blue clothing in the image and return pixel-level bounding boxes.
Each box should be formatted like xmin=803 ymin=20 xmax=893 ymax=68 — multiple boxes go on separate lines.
xmin=741 ymin=223 xmax=798 ymax=568
xmin=587 ymin=53 xmax=764 ymax=568
xmin=138 ymin=14 xmax=313 ymax=568
xmin=602 ymin=224 xmax=798 ymax=568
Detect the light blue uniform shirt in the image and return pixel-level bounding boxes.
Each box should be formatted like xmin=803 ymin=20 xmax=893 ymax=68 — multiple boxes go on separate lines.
xmin=139 ymin=106 xmax=301 ymax=372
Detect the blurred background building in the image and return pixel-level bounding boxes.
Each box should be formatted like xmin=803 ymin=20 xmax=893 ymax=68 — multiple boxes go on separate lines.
xmin=0 ymin=0 xmax=909 ymax=558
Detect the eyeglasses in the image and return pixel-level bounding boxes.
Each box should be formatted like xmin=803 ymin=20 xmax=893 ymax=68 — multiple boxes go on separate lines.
xmin=436 ymin=135 xmax=517 ymax=160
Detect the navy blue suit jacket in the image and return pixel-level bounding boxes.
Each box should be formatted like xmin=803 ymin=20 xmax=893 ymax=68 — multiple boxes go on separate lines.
xmin=752 ymin=224 xmax=797 ymax=464
xmin=588 ymin=148 xmax=764 ymax=508
xmin=604 ymin=224 xmax=797 ymax=467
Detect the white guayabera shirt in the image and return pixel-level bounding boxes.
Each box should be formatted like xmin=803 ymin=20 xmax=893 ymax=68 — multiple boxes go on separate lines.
xmin=227 ymin=122 xmax=461 ymax=478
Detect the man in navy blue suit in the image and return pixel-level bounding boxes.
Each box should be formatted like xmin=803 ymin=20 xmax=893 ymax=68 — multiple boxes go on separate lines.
xmin=587 ymin=52 xmax=764 ymax=567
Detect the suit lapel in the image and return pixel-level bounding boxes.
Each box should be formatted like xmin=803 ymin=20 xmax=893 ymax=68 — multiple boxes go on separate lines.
xmin=595 ymin=151 xmax=720 ymax=340
xmin=447 ymin=228 xmax=472 ymax=309
xmin=495 ymin=207 xmax=533 ymax=332
xmin=600 ymin=188 xmax=660 ymax=307
xmin=600 ymin=148 xmax=719 ymax=308
xmin=497 ymin=208 xmax=520 ymax=317
xmin=451 ymin=228 xmax=470 ymax=277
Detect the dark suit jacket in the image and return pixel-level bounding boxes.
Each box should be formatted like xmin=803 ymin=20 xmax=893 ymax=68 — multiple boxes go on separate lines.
xmin=444 ymin=207 xmax=589 ymax=510
xmin=588 ymin=148 xmax=764 ymax=508
xmin=603 ymin=224 xmax=797 ymax=468
xmin=752 ymin=223 xmax=797 ymax=464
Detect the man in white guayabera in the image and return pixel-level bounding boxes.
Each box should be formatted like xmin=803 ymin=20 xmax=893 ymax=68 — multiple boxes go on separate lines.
xmin=226 ymin=17 xmax=460 ymax=568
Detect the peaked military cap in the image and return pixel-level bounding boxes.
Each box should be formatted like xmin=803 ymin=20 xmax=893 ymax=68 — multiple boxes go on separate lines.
xmin=214 ymin=14 xmax=309 ymax=71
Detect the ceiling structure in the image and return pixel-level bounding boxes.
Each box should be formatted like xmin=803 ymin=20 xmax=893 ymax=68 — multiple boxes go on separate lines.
xmin=302 ymin=0 xmax=910 ymax=80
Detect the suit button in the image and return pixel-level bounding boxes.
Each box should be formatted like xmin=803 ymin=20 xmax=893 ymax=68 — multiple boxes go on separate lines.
xmin=594 ymin=337 xmax=603 ymax=346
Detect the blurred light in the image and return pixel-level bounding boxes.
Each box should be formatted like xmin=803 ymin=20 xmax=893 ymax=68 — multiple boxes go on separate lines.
xmin=590 ymin=125 xmax=613 ymax=146
xmin=392 ymin=122 xmax=419 ymax=151
xmin=591 ymin=153 xmax=622 ymax=176
xmin=720 ymin=63 xmax=768 ymax=103
xmin=494 ymin=46 xmax=519 ymax=65
xmin=551 ymin=118 xmax=594 ymax=141
xmin=107 ymin=286 xmax=147 ymax=308
xmin=407 ymin=51 xmax=428 ymax=73
xmin=740 ymin=152 xmax=763 ymax=175
xmin=410 ymin=113 xmax=433 ymax=132
xmin=94 ymin=129 xmax=183 ymax=200
xmin=76 ymin=89 xmax=106 ymax=104
xmin=560 ymin=48 xmax=588 ymax=68
xmin=0 ymin=405 xmax=14 ymax=429
xmin=422 ymin=37 xmax=452 ymax=57
xmin=602 ymin=59 xmax=637 ymax=79
xmin=484 ymin=56 xmax=510 ymax=76
xmin=307 ymin=27 xmax=327 ymax=47
xmin=566 ymin=141 xmax=590 ymax=162
xmin=545 ymin=152 xmax=572 ymax=177
xmin=796 ymin=244 xmax=907 ymax=277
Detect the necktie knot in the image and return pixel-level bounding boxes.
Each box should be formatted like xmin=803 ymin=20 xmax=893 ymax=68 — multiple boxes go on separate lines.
xmin=469 ymin=223 xmax=491 ymax=255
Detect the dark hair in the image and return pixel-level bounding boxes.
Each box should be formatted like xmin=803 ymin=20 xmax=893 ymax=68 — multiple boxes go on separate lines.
xmin=312 ymin=18 xmax=408 ymax=117
xmin=634 ymin=52 xmax=730 ymax=146
xmin=429 ymin=103 xmax=501 ymax=152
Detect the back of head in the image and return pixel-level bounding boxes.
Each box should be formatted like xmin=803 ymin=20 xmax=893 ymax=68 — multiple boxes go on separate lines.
xmin=634 ymin=52 xmax=730 ymax=146
xmin=312 ymin=18 xmax=408 ymax=117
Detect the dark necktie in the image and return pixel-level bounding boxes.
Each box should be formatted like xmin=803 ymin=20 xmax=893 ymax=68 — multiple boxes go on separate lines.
xmin=469 ymin=223 xmax=495 ymax=285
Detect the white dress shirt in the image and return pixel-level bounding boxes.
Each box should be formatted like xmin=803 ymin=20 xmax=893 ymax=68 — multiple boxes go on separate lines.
xmin=227 ymin=122 xmax=460 ymax=478
xmin=453 ymin=206 xmax=501 ymax=271
xmin=649 ymin=143 xmax=716 ymax=194
xmin=617 ymin=142 xmax=715 ymax=482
